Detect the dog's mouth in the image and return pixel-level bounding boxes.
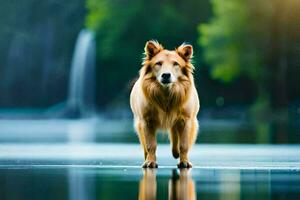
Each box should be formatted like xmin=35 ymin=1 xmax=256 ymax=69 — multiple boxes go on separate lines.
xmin=159 ymin=79 xmax=174 ymax=87
xmin=160 ymin=79 xmax=171 ymax=85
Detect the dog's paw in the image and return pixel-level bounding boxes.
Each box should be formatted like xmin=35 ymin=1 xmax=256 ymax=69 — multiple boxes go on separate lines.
xmin=177 ymin=161 xmax=192 ymax=168
xmin=172 ymin=148 xmax=179 ymax=159
xmin=142 ymin=161 xmax=158 ymax=168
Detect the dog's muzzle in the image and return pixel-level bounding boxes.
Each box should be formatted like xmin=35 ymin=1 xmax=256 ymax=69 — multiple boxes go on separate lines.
xmin=161 ymin=73 xmax=171 ymax=84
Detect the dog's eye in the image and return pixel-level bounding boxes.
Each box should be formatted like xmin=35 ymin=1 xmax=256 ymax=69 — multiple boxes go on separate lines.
xmin=155 ymin=61 xmax=162 ymax=66
xmin=173 ymin=61 xmax=180 ymax=66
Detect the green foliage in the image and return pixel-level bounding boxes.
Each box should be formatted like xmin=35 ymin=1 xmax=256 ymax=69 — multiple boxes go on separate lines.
xmin=0 ymin=0 xmax=85 ymax=107
xmin=198 ymin=0 xmax=272 ymax=83
xmin=86 ymin=0 xmax=211 ymax=105
xmin=198 ymin=0 xmax=300 ymax=110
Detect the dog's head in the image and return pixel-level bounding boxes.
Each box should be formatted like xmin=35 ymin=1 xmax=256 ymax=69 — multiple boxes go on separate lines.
xmin=141 ymin=40 xmax=194 ymax=87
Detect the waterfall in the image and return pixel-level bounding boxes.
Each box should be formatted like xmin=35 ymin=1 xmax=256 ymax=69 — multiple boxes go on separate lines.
xmin=67 ymin=29 xmax=96 ymax=118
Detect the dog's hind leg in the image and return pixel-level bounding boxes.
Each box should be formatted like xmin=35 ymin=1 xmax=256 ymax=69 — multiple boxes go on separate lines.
xmin=188 ymin=119 xmax=198 ymax=149
xmin=170 ymin=128 xmax=179 ymax=159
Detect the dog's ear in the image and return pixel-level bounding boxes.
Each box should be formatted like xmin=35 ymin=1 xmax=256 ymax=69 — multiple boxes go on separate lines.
xmin=144 ymin=40 xmax=163 ymax=59
xmin=176 ymin=43 xmax=193 ymax=61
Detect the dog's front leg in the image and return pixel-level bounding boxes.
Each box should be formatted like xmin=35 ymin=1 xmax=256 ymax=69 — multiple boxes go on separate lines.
xmin=177 ymin=119 xmax=193 ymax=168
xmin=141 ymin=120 xmax=158 ymax=168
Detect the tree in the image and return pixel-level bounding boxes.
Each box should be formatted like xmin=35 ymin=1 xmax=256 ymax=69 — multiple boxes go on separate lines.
xmin=198 ymin=0 xmax=300 ymax=114
xmin=0 ymin=0 xmax=86 ymax=107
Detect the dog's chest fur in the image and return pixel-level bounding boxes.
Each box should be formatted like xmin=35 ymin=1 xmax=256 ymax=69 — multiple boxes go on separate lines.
xmin=144 ymin=105 xmax=188 ymax=131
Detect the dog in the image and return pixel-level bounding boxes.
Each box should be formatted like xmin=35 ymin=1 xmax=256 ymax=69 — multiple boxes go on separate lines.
xmin=130 ymin=40 xmax=199 ymax=168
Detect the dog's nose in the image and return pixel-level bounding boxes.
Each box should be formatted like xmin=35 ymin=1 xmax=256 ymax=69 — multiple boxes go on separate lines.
xmin=161 ymin=73 xmax=171 ymax=84
xmin=161 ymin=73 xmax=171 ymax=80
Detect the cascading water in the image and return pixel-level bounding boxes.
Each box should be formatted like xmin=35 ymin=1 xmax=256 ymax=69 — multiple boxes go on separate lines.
xmin=67 ymin=29 xmax=96 ymax=118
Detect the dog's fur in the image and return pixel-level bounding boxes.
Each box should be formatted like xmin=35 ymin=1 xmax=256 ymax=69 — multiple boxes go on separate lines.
xmin=130 ymin=40 xmax=199 ymax=168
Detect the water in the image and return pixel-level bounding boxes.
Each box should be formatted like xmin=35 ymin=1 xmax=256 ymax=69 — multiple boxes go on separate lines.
xmin=0 ymin=118 xmax=299 ymax=144
xmin=0 ymin=142 xmax=300 ymax=200
xmin=67 ymin=29 xmax=96 ymax=118
xmin=0 ymin=167 xmax=299 ymax=200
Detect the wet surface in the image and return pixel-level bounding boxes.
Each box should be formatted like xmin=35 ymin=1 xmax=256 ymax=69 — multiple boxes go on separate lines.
xmin=0 ymin=144 xmax=300 ymax=199
xmin=0 ymin=167 xmax=300 ymax=200
xmin=1 ymin=144 xmax=299 ymax=169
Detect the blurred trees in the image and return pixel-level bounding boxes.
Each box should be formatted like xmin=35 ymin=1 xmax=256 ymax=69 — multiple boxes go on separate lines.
xmin=86 ymin=0 xmax=212 ymax=107
xmin=199 ymin=0 xmax=300 ymax=115
xmin=0 ymin=0 xmax=299 ymax=113
xmin=0 ymin=0 xmax=85 ymax=107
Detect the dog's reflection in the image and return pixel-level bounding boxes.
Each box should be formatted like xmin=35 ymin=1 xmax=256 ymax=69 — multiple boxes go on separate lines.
xmin=138 ymin=169 xmax=196 ymax=200
xmin=168 ymin=169 xmax=196 ymax=200
xmin=139 ymin=169 xmax=157 ymax=200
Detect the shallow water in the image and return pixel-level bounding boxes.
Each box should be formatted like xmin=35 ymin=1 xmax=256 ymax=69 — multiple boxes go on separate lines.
xmin=0 ymin=118 xmax=299 ymax=143
xmin=0 ymin=167 xmax=300 ymax=200
xmin=0 ymin=143 xmax=300 ymax=200
xmin=0 ymin=118 xmax=299 ymax=199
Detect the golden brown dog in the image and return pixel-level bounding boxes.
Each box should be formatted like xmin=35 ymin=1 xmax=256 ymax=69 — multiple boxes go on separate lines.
xmin=130 ymin=40 xmax=199 ymax=168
